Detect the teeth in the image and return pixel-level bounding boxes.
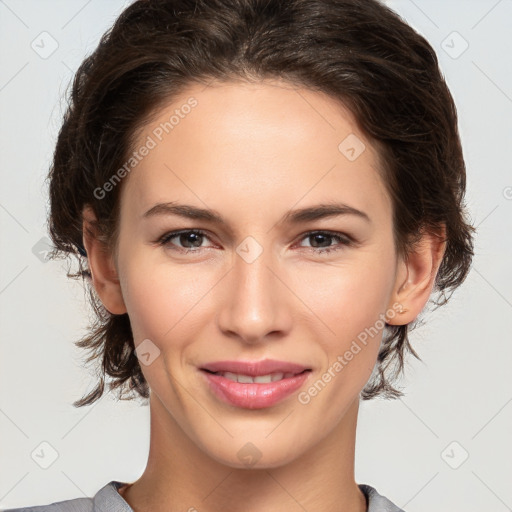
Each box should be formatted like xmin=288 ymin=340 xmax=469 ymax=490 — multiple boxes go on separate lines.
xmin=219 ymin=372 xmax=292 ymax=383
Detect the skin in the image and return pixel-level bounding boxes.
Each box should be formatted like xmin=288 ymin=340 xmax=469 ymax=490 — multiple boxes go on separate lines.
xmin=82 ymin=79 xmax=446 ymax=512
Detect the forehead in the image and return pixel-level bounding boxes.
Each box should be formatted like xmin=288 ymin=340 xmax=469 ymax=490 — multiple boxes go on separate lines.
xmin=121 ymin=79 xmax=391 ymax=226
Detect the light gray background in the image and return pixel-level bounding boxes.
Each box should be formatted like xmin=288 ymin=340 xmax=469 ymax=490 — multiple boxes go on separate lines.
xmin=1 ymin=1 xmax=511 ymax=510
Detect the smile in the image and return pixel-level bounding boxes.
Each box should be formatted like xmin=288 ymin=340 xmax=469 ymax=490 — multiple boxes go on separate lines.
xmin=211 ymin=371 xmax=299 ymax=383
xmin=200 ymin=365 xmax=312 ymax=409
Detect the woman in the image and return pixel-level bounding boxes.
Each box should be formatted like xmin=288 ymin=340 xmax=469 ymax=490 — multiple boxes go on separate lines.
xmin=6 ymin=0 xmax=474 ymax=510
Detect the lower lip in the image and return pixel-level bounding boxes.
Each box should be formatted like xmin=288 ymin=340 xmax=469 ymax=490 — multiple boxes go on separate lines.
xmin=200 ymin=370 xmax=311 ymax=409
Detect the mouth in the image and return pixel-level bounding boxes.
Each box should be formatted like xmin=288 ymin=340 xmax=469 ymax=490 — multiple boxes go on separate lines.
xmin=201 ymin=368 xmax=311 ymax=384
xmin=198 ymin=359 xmax=312 ymax=409
xmin=200 ymin=358 xmax=311 ymax=376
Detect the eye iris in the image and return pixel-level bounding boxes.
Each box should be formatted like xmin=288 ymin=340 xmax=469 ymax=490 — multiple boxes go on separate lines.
xmin=181 ymin=232 xmax=203 ymax=248
xmin=311 ymin=233 xmax=331 ymax=248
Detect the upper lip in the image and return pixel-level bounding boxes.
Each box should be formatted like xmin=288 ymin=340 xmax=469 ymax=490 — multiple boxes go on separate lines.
xmin=200 ymin=359 xmax=310 ymax=376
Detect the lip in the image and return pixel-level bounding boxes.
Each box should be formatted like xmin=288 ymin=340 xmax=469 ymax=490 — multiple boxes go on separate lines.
xmin=199 ymin=359 xmax=312 ymax=409
xmin=200 ymin=359 xmax=310 ymax=376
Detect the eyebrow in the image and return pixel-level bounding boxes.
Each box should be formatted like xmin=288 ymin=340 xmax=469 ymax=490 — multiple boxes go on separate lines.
xmin=142 ymin=201 xmax=371 ymax=226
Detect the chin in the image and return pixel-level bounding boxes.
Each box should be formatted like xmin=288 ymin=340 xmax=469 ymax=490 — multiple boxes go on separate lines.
xmin=214 ymin=451 xmax=298 ymax=471
xmin=201 ymin=433 xmax=308 ymax=471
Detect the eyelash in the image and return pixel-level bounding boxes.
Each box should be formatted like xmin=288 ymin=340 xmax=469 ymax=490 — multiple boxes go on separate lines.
xmin=156 ymin=229 xmax=354 ymax=255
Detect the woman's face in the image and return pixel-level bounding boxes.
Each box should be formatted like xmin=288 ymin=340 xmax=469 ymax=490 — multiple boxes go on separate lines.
xmin=113 ymin=79 xmax=404 ymax=468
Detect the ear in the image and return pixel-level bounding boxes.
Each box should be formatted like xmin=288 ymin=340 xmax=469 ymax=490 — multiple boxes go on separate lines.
xmin=82 ymin=205 xmax=127 ymax=315
xmin=386 ymin=225 xmax=447 ymax=325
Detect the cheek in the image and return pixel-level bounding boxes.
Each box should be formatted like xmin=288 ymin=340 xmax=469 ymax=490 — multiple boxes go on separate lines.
xmin=292 ymin=252 xmax=395 ymax=396
xmin=294 ymin=257 xmax=394 ymax=338
xmin=117 ymin=251 xmax=217 ymax=344
xmin=303 ymin=274 xmax=389 ymax=416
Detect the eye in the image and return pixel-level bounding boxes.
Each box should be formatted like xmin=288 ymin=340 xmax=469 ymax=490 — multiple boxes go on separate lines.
xmin=156 ymin=229 xmax=354 ymax=255
xmin=297 ymin=231 xmax=353 ymax=254
xmin=157 ymin=229 xmax=213 ymax=253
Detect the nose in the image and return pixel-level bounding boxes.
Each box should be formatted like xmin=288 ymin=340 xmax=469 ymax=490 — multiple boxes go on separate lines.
xmin=216 ymin=239 xmax=294 ymax=345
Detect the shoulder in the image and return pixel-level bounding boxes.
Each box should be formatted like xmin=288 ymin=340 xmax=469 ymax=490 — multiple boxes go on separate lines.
xmin=2 ymin=481 xmax=128 ymax=512
xmin=2 ymin=497 xmax=93 ymax=512
xmin=359 ymin=483 xmax=406 ymax=512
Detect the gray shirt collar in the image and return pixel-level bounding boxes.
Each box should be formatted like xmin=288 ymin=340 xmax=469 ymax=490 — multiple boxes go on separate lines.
xmin=93 ymin=481 xmax=405 ymax=512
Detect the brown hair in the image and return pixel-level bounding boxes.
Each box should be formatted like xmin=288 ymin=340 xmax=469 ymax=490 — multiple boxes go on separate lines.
xmin=48 ymin=0 xmax=475 ymax=407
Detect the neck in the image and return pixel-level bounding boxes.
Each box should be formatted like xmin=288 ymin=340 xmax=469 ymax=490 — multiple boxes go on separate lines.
xmin=120 ymin=393 xmax=367 ymax=512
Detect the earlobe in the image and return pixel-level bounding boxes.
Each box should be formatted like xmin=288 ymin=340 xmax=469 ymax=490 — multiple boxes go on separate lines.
xmin=386 ymin=226 xmax=447 ymax=325
xmin=82 ymin=205 xmax=127 ymax=315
